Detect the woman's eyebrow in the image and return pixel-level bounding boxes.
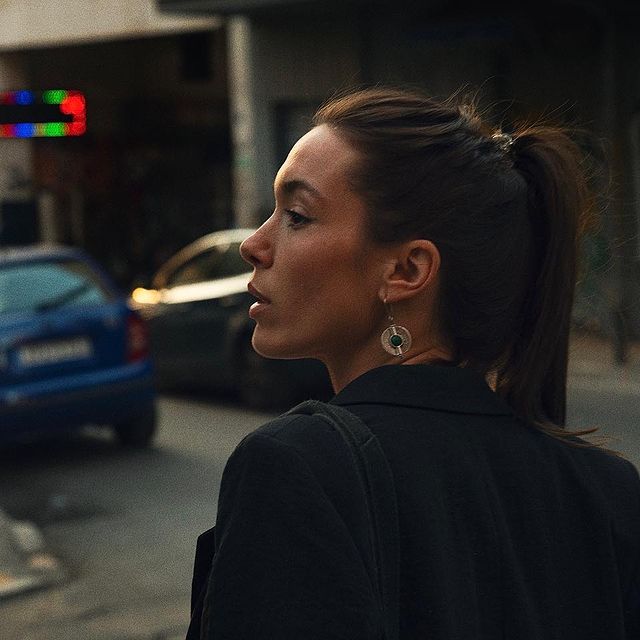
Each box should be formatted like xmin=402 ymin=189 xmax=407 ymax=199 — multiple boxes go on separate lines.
xmin=277 ymin=178 xmax=326 ymax=202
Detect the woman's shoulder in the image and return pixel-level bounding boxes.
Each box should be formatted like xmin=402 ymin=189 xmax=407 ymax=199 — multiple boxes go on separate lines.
xmin=234 ymin=410 xmax=348 ymax=467
xmin=538 ymin=433 xmax=640 ymax=528
xmin=253 ymin=410 xmax=331 ymax=440
xmin=548 ymin=428 xmax=640 ymax=479
xmin=574 ymin=441 xmax=640 ymax=498
xmin=225 ymin=410 xmax=359 ymax=507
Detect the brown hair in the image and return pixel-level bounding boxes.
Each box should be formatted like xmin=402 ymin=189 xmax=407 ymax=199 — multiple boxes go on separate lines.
xmin=314 ymin=88 xmax=592 ymax=437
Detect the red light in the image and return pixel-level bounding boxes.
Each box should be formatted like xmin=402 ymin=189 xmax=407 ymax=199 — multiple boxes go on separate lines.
xmin=66 ymin=119 xmax=86 ymax=136
xmin=60 ymin=95 xmax=85 ymax=116
xmin=0 ymin=124 xmax=17 ymax=137
xmin=126 ymin=313 xmax=149 ymax=363
xmin=0 ymin=89 xmax=86 ymax=137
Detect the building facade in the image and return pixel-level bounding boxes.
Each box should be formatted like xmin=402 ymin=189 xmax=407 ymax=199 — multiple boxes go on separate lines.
xmin=160 ymin=0 xmax=640 ymax=343
xmin=0 ymin=0 xmax=226 ymax=285
xmin=1 ymin=0 xmax=639 ymax=341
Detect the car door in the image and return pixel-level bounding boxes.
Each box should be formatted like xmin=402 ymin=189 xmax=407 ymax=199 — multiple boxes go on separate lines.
xmin=149 ymin=239 xmax=252 ymax=387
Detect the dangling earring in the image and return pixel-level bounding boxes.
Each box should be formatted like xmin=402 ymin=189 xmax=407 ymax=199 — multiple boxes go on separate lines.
xmin=380 ymin=300 xmax=412 ymax=357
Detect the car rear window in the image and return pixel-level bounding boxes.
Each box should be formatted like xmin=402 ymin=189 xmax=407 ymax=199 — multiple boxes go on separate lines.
xmin=0 ymin=258 xmax=115 ymax=316
xmin=167 ymin=241 xmax=251 ymax=287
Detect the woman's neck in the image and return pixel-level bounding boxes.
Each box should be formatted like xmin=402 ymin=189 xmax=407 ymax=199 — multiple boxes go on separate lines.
xmin=326 ymin=345 xmax=454 ymax=394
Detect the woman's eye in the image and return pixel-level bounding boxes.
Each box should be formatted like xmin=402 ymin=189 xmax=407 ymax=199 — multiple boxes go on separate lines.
xmin=284 ymin=210 xmax=309 ymax=228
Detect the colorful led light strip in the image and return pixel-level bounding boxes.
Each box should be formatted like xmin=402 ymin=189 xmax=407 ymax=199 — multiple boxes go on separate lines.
xmin=42 ymin=89 xmax=68 ymax=105
xmin=0 ymin=89 xmax=86 ymax=138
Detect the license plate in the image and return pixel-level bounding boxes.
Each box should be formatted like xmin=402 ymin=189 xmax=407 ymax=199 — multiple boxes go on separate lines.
xmin=17 ymin=337 xmax=93 ymax=367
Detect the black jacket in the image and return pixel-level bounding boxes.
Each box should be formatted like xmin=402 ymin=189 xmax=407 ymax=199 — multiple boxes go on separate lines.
xmin=188 ymin=364 xmax=640 ymax=639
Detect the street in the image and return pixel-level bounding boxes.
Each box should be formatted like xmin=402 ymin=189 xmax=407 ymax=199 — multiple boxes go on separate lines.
xmin=568 ymin=383 xmax=640 ymax=464
xmin=1 ymin=379 xmax=639 ymax=640
xmin=0 ymin=394 xmax=273 ymax=640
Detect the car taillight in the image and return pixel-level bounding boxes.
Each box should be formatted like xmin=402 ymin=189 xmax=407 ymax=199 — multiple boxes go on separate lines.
xmin=126 ymin=313 xmax=149 ymax=363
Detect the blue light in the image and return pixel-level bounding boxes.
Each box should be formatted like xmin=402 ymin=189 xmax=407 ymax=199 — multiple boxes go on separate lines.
xmin=15 ymin=91 xmax=34 ymax=106
xmin=15 ymin=123 xmax=35 ymax=138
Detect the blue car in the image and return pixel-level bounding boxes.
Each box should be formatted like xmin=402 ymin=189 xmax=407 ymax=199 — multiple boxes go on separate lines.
xmin=0 ymin=246 xmax=157 ymax=446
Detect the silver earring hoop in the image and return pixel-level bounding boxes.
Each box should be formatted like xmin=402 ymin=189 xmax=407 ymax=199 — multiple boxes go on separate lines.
xmin=381 ymin=301 xmax=412 ymax=357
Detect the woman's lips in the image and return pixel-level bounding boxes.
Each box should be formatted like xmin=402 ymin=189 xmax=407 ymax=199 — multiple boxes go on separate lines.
xmin=248 ymin=282 xmax=271 ymax=318
xmin=248 ymin=282 xmax=270 ymax=303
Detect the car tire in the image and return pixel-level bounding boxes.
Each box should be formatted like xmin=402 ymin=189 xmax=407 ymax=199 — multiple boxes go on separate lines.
xmin=238 ymin=342 xmax=301 ymax=411
xmin=113 ymin=408 xmax=157 ymax=447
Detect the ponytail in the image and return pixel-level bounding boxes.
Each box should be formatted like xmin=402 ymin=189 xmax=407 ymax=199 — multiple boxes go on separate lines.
xmin=497 ymin=127 xmax=590 ymax=429
xmin=314 ymin=88 xmax=596 ymax=441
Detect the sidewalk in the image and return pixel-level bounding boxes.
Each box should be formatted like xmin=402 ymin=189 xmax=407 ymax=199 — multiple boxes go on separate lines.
xmin=568 ymin=330 xmax=640 ymax=393
xmin=0 ymin=507 xmax=63 ymax=600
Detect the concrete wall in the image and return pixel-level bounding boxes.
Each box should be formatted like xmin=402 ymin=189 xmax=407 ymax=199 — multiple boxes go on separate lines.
xmin=0 ymin=55 xmax=34 ymax=208
xmin=223 ymin=6 xmax=640 ymax=338
xmin=0 ymin=0 xmax=227 ymax=255
xmin=23 ymin=33 xmax=228 ymax=135
xmin=0 ymin=28 xmax=231 ymax=280
xmin=0 ymin=0 xmax=220 ymax=51
xmin=227 ymin=13 xmax=360 ymax=226
xmin=610 ymin=21 xmax=640 ymax=339
xmin=226 ymin=10 xmax=508 ymax=227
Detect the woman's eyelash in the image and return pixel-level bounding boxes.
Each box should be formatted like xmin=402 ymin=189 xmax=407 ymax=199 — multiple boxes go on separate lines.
xmin=284 ymin=210 xmax=309 ymax=227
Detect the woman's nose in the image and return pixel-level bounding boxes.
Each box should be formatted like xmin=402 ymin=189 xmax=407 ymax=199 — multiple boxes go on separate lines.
xmin=240 ymin=223 xmax=273 ymax=269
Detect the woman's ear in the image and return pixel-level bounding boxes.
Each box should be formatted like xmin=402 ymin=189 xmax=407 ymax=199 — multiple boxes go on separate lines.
xmin=379 ymin=239 xmax=441 ymax=303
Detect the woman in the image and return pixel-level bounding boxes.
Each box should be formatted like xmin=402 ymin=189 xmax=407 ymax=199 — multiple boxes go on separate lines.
xmin=187 ymin=88 xmax=640 ymax=639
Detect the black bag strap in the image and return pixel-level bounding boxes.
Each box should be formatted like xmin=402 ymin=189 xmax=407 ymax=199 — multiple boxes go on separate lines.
xmin=288 ymin=400 xmax=400 ymax=640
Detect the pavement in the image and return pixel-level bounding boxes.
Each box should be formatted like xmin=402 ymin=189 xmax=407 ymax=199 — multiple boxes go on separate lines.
xmin=568 ymin=330 xmax=640 ymax=394
xmin=0 ymin=507 xmax=64 ymax=600
xmin=0 ymin=330 xmax=638 ymax=602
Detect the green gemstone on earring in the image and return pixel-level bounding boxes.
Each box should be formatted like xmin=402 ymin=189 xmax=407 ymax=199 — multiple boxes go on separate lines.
xmin=390 ymin=334 xmax=403 ymax=348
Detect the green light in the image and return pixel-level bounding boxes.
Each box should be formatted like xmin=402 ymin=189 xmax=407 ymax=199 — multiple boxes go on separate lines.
xmin=43 ymin=122 xmax=66 ymax=137
xmin=42 ymin=90 xmax=67 ymax=105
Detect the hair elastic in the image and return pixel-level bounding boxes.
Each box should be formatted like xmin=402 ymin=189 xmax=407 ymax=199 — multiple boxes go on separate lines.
xmin=492 ymin=131 xmax=514 ymax=153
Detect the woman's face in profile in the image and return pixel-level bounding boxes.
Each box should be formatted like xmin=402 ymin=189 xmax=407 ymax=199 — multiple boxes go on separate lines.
xmin=240 ymin=125 xmax=390 ymax=367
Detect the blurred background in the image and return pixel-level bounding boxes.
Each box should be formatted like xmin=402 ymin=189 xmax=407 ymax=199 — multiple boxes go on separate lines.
xmin=1 ymin=1 xmax=639 ymax=639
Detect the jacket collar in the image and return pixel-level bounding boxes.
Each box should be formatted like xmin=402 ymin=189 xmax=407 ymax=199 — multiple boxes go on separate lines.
xmin=330 ymin=364 xmax=513 ymax=416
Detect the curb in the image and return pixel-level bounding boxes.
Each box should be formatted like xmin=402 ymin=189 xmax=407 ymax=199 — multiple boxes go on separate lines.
xmin=0 ymin=508 xmax=64 ymax=599
xmin=568 ymin=333 xmax=640 ymax=393
xmin=568 ymin=372 xmax=640 ymax=396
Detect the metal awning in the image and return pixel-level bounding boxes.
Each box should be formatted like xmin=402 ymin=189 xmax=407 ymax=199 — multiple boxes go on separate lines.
xmin=157 ymin=0 xmax=317 ymax=14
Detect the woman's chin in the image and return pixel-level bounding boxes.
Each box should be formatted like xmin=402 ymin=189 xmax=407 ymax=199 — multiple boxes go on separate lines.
xmin=251 ymin=334 xmax=303 ymax=361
